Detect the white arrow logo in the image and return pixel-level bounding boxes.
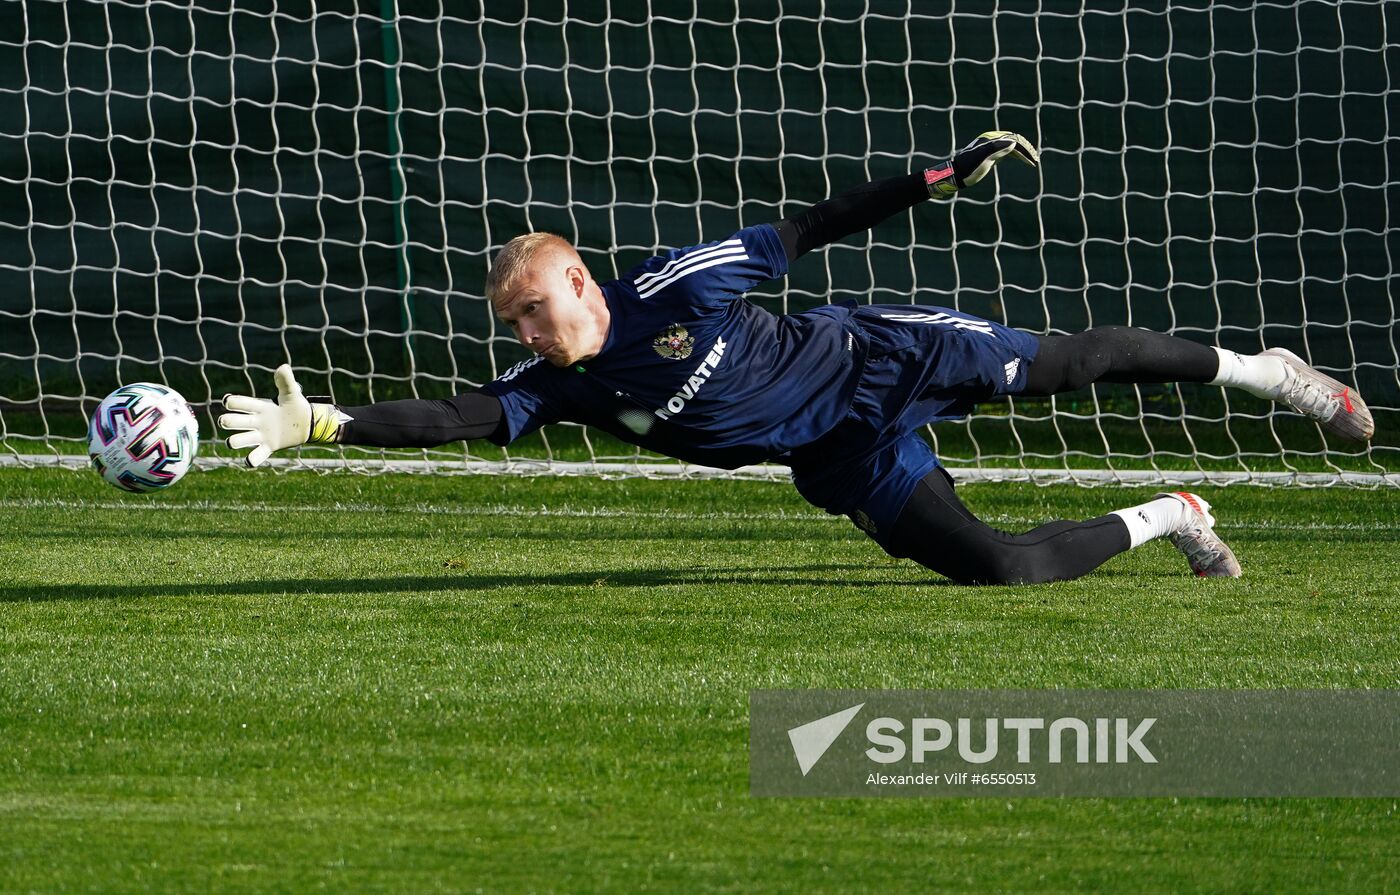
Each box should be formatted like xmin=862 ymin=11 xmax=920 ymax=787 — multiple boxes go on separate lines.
xmin=787 ymin=703 xmax=865 ymax=776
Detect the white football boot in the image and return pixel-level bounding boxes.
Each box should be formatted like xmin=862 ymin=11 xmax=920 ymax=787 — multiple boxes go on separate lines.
xmin=1262 ymin=348 xmax=1374 ymax=442
xmin=1154 ymin=492 xmax=1242 ymax=579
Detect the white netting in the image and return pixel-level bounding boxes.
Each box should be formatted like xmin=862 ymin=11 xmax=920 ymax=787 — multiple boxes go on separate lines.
xmin=1 ymin=1 xmax=1396 ymax=484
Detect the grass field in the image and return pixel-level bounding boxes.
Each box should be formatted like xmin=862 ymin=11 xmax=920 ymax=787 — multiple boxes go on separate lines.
xmin=1 ymin=466 xmax=1397 ymax=893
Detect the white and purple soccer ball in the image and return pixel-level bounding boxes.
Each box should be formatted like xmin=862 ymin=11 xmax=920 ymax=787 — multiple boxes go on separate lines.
xmin=87 ymin=383 xmax=200 ymax=493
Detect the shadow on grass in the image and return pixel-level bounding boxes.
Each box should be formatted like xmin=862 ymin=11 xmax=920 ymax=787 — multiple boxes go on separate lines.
xmin=0 ymin=564 xmax=959 ymax=602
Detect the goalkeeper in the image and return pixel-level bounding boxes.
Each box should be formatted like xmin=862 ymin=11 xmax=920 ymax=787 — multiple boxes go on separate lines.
xmin=220 ymin=133 xmax=1374 ymax=585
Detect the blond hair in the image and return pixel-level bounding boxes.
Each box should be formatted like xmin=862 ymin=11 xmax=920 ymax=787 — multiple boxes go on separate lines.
xmin=486 ymin=232 xmax=576 ymax=303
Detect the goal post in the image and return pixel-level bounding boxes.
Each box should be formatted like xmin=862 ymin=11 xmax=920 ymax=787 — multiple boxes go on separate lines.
xmin=1 ymin=1 xmax=1396 ymax=485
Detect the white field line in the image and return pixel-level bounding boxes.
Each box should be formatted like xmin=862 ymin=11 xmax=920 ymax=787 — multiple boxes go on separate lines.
xmin=2 ymin=497 xmax=1397 ymax=532
xmin=0 ymin=496 xmax=832 ymax=523
xmin=4 ymin=453 xmax=1398 ymax=487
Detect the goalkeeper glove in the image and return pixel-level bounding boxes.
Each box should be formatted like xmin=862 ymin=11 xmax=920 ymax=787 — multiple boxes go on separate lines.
xmin=218 ymin=364 xmax=347 ymax=467
xmin=924 ymin=130 xmax=1039 ymax=198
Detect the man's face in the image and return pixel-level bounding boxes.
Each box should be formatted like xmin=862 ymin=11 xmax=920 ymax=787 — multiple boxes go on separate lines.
xmin=493 ymin=253 xmax=600 ymax=367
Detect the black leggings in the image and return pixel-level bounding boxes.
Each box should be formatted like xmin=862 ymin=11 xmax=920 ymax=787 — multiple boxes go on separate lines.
xmin=887 ymin=468 xmax=1130 ymax=585
xmin=1020 ymin=325 xmax=1217 ymax=395
xmin=885 ymin=326 xmax=1218 ymax=585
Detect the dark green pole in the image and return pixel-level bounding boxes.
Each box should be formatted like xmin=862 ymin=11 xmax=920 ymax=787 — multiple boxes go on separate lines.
xmin=380 ymin=1 xmax=413 ymax=373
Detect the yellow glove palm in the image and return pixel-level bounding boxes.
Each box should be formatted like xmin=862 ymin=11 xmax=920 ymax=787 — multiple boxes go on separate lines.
xmin=925 ymin=130 xmax=1040 ymax=197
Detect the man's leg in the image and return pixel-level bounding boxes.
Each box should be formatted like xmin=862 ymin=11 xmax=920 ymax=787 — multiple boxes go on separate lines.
xmin=884 ymin=468 xmax=1240 ymax=585
xmin=885 ymin=467 xmax=1126 ymax=585
xmin=1021 ymin=326 xmax=1373 ymax=440
xmin=1023 ymin=326 xmax=1226 ymax=393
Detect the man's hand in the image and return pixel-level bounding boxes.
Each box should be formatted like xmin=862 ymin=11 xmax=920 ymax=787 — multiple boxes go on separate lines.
xmin=925 ymin=131 xmax=1040 ymax=197
xmin=219 ymin=364 xmax=338 ymax=467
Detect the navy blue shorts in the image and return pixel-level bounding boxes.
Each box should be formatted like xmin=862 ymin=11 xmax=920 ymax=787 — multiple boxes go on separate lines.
xmin=788 ymin=304 xmax=1040 ymax=551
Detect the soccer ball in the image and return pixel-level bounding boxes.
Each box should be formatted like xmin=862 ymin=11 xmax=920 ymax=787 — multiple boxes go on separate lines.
xmin=88 ymin=383 xmax=200 ymax=492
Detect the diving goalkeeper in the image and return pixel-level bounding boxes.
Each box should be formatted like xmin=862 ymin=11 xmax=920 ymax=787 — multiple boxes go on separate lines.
xmin=219 ymin=133 xmax=1374 ymax=585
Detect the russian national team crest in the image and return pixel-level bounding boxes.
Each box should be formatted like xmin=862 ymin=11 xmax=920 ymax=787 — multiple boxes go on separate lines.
xmin=653 ymin=323 xmax=695 ymax=360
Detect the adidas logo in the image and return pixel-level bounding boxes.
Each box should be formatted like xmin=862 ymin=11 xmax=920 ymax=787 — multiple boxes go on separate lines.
xmin=1003 ymin=358 xmax=1021 ymax=385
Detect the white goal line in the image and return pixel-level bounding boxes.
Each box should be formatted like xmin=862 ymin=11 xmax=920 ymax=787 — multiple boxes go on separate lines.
xmin=3 ymin=496 xmax=1398 ymax=534
xmin=3 ymin=453 xmax=1397 ymax=487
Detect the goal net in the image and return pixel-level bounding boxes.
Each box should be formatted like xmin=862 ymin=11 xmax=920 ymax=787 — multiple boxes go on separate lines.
xmin=2 ymin=1 xmax=1396 ymax=484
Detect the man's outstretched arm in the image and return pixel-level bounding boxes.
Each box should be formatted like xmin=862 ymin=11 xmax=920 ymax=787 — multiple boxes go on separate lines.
xmin=773 ymin=130 xmax=1038 ymax=262
xmin=219 ymin=365 xmax=505 ymax=467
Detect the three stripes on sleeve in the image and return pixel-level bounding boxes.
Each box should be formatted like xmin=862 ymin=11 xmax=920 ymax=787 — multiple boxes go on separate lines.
xmin=631 ymin=238 xmax=750 ymax=299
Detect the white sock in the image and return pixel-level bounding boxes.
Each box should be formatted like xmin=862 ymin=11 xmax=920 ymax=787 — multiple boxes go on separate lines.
xmin=1209 ymin=347 xmax=1288 ymax=399
xmin=1111 ymin=496 xmax=1191 ymax=549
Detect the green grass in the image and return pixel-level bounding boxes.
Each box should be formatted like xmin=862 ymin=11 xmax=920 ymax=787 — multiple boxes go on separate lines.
xmin=1 ymin=467 xmax=1397 ymax=893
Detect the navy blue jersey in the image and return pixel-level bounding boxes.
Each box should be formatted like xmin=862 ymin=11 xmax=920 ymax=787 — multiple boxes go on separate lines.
xmin=481 ymin=224 xmax=865 ymax=468
xmin=480 ymin=223 xmax=1040 ymax=472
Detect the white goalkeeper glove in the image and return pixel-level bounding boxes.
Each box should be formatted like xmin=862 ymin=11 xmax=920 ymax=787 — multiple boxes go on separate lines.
xmin=924 ymin=130 xmax=1040 ymax=197
xmin=218 ymin=364 xmax=345 ymax=467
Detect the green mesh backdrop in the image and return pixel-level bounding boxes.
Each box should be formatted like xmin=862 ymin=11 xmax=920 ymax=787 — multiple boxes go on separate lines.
xmin=2 ymin=0 xmax=1396 ymax=480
